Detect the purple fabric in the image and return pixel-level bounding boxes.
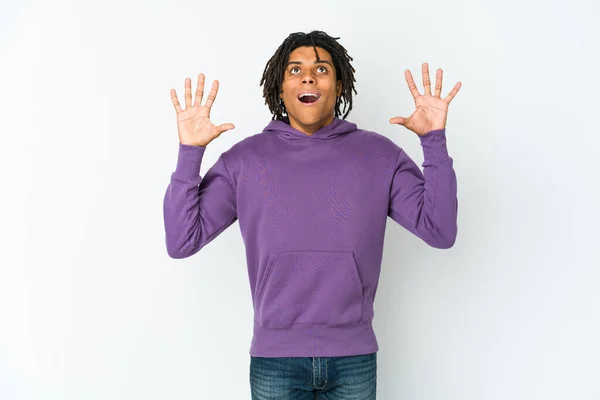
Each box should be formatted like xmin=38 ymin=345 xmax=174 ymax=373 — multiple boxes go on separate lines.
xmin=163 ymin=118 xmax=458 ymax=357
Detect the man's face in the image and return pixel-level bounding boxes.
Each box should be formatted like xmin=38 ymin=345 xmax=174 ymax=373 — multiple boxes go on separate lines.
xmin=280 ymin=46 xmax=342 ymax=135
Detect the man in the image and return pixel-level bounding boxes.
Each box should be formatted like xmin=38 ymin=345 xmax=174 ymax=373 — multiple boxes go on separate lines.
xmin=164 ymin=30 xmax=461 ymax=399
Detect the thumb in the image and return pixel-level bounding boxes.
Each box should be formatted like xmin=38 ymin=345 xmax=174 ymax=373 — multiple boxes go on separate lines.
xmin=389 ymin=116 xmax=406 ymax=125
xmin=217 ymin=123 xmax=235 ymax=134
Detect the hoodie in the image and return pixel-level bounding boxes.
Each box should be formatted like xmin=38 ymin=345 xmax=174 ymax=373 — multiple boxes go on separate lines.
xmin=163 ymin=117 xmax=458 ymax=358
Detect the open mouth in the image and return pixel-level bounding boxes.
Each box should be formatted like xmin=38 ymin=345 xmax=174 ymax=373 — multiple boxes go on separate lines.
xmin=298 ymin=93 xmax=320 ymax=104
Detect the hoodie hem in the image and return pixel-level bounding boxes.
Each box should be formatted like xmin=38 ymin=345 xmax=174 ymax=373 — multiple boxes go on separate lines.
xmin=249 ymin=320 xmax=379 ymax=358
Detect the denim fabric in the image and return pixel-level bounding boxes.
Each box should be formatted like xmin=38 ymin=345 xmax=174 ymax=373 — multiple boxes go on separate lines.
xmin=250 ymin=352 xmax=377 ymax=399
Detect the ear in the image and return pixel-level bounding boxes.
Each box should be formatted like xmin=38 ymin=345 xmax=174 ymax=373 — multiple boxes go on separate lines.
xmin=336 ymin=81 xmax=342 ymax=97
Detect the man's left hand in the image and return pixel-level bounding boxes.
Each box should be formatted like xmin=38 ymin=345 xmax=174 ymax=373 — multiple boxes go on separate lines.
xmin=389 ymin=63 xmax=461 ymax=135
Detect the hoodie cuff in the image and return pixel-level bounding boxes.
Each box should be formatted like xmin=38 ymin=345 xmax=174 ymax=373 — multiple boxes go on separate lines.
xmin=174 ymin=143 xmax=206 ymax=178
xmin=419 ymin=128 xmax=450 ymax=162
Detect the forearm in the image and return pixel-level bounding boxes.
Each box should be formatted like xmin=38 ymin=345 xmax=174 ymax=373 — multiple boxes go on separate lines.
xmin=163 ymin=143 xmax=238 ymax=258
xmin=388 ymin=128 xmax=458 ymax=248
xmin=418 ymin=128 xmax=458 ymax=247
xmin=163 ymin=143 xmax=206 ymax=258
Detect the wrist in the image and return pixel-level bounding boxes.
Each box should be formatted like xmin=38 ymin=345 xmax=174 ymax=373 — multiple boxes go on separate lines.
xmin=180 ymin=141 xmax=208 ymax=148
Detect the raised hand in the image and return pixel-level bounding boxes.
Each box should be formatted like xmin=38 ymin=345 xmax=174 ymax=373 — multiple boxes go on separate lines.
xmin=170 ymin=73 xmax=235 ymax=147
xmin=389 ymin=63 xmax=461 ymax=136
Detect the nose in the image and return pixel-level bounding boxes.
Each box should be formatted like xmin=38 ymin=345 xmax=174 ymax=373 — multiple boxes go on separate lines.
xmin=301 ymin=71 xmax=315 ymax=84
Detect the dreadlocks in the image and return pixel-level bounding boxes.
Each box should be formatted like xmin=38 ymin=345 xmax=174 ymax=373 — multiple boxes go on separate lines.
xmin=260 ymin=30 xmax=357 ymax=121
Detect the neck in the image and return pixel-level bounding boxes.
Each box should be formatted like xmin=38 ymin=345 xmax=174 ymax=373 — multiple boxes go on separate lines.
xmin=288 ymin=115 xmax=335 ymax=136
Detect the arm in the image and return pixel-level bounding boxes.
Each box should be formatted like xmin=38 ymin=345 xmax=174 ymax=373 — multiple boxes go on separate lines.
xmin=164 ymin=73 xmax=237 ymax=258
xmin=388 ymin=128 xmax=457 ymax=248
xmin=163 ymin=144 xmax=237 ymax=258
xmin=388 ymin=62 xmax=462 ymax=248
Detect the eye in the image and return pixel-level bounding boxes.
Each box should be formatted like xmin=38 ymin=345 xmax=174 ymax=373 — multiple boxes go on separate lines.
xmin=317 ymin=66 xmax=327 ymax=73
xmin=290 ymin=67 xmax=300 ymax=74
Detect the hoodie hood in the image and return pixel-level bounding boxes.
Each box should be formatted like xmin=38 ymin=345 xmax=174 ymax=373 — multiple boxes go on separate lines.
xmin=263 ymin=117 xmax=357 ymax=141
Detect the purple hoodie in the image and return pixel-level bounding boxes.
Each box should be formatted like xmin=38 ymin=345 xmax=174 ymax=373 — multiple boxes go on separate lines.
xmin=163 ymin=117 xmax=457 ymax=358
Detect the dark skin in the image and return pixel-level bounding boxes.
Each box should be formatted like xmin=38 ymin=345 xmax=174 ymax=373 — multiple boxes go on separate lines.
xmin=169 ymin=52 xmax=461 ymax=145
xmin=389 ymin=64 xmax=462 ymax=135
xmin=279 ymin=46 xmax=342 ymax=136
xmin=170 ymin=75 xmax=235 ymax=147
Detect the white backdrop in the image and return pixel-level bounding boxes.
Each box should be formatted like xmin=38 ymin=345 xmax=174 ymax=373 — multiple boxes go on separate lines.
xmin=1 ymin=0 xmax=599 ymax=399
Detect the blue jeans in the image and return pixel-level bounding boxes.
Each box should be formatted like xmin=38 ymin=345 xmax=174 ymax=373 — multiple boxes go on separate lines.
xmin=250 ymin=352 xmax=377 ymax=399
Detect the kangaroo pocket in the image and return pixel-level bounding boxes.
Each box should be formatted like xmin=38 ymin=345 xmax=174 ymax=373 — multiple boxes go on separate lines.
xmin=255 ymin=251 xmax=364 ymax=328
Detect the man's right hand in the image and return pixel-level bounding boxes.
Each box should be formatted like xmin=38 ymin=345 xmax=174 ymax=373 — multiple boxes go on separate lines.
xmin=170 ymin=73 xmax=235 ymax=147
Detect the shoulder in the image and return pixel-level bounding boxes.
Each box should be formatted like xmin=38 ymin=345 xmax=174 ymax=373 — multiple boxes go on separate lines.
xmin=226 ymin=131 xmax=273 ymax=153
xmin=220 ymin=130 xmax=274 ymax=166
xmin=351 ymin=125 xmax=401 ymax=153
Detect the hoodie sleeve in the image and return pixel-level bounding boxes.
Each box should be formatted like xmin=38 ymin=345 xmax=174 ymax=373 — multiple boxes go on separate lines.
xmin=387 ymin=128 xmax=458 ymax=249
xmin=163 ymin=143 xmax=238 ymax=259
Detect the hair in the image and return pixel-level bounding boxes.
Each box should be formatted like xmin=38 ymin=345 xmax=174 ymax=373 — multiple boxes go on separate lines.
xmin=260 ymin=30 xmax=357 ymax=121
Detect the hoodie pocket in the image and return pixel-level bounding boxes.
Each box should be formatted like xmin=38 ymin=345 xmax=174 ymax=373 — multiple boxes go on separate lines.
xmin=255 ymin=251 xmax=364 ymax=328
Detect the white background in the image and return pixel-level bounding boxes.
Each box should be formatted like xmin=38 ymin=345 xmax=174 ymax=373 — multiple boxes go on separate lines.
xmin=1 ymin=0 xmax=599 ymax=398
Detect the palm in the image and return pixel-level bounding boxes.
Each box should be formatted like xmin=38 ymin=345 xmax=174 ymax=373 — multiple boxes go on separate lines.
xmin=176 ymin=105 xmax=221 ymax=143
xmin=390 ymin=63 xmax=461 ymax=136
xmin=404 ymin=95 xmax=449 ymax=133
xmin=170 ymin=73 xmax=235 ymax=147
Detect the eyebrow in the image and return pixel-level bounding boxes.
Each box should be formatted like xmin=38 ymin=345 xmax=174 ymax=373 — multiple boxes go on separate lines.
xmin=286 ymin=60 xmax=334 ymax=67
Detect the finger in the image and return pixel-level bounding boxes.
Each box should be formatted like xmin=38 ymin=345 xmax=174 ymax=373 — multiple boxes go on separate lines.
xmin=389 ymin=116 xmax=406 ymax=125
xmin=184 ymin=77 xmax=192 ymax=109
xmin=217 ymin=123 xmax=235 ymax=134
xmin=204 ymin=80 xmax=219 ymax=110
xmin=422 ymin=63 xmax=431 ymax=95
xmin=434 ymin=69 xmax=443 ymax=97
xmin=405 ymin=69 xmax=421 ymax=99
xmin=194 ymin=73 xmax=205 ymax=107
xmin=444 ymin=81 xmax=462 ymax=103
xmin=170 ymin=89 xmax=182 ymax=113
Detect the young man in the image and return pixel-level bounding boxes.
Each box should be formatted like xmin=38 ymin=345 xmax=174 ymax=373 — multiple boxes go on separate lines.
xmin=164 ymin=30 xmax=461 ymax=399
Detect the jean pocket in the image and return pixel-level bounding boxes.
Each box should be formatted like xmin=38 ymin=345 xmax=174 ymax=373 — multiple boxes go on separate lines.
xmin=254 ymin=250 xmax=364 ymax=328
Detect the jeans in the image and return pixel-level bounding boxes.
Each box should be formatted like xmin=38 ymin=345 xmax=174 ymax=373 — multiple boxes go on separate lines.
xmin=250 ymin=352 xmax=377 ymax=399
